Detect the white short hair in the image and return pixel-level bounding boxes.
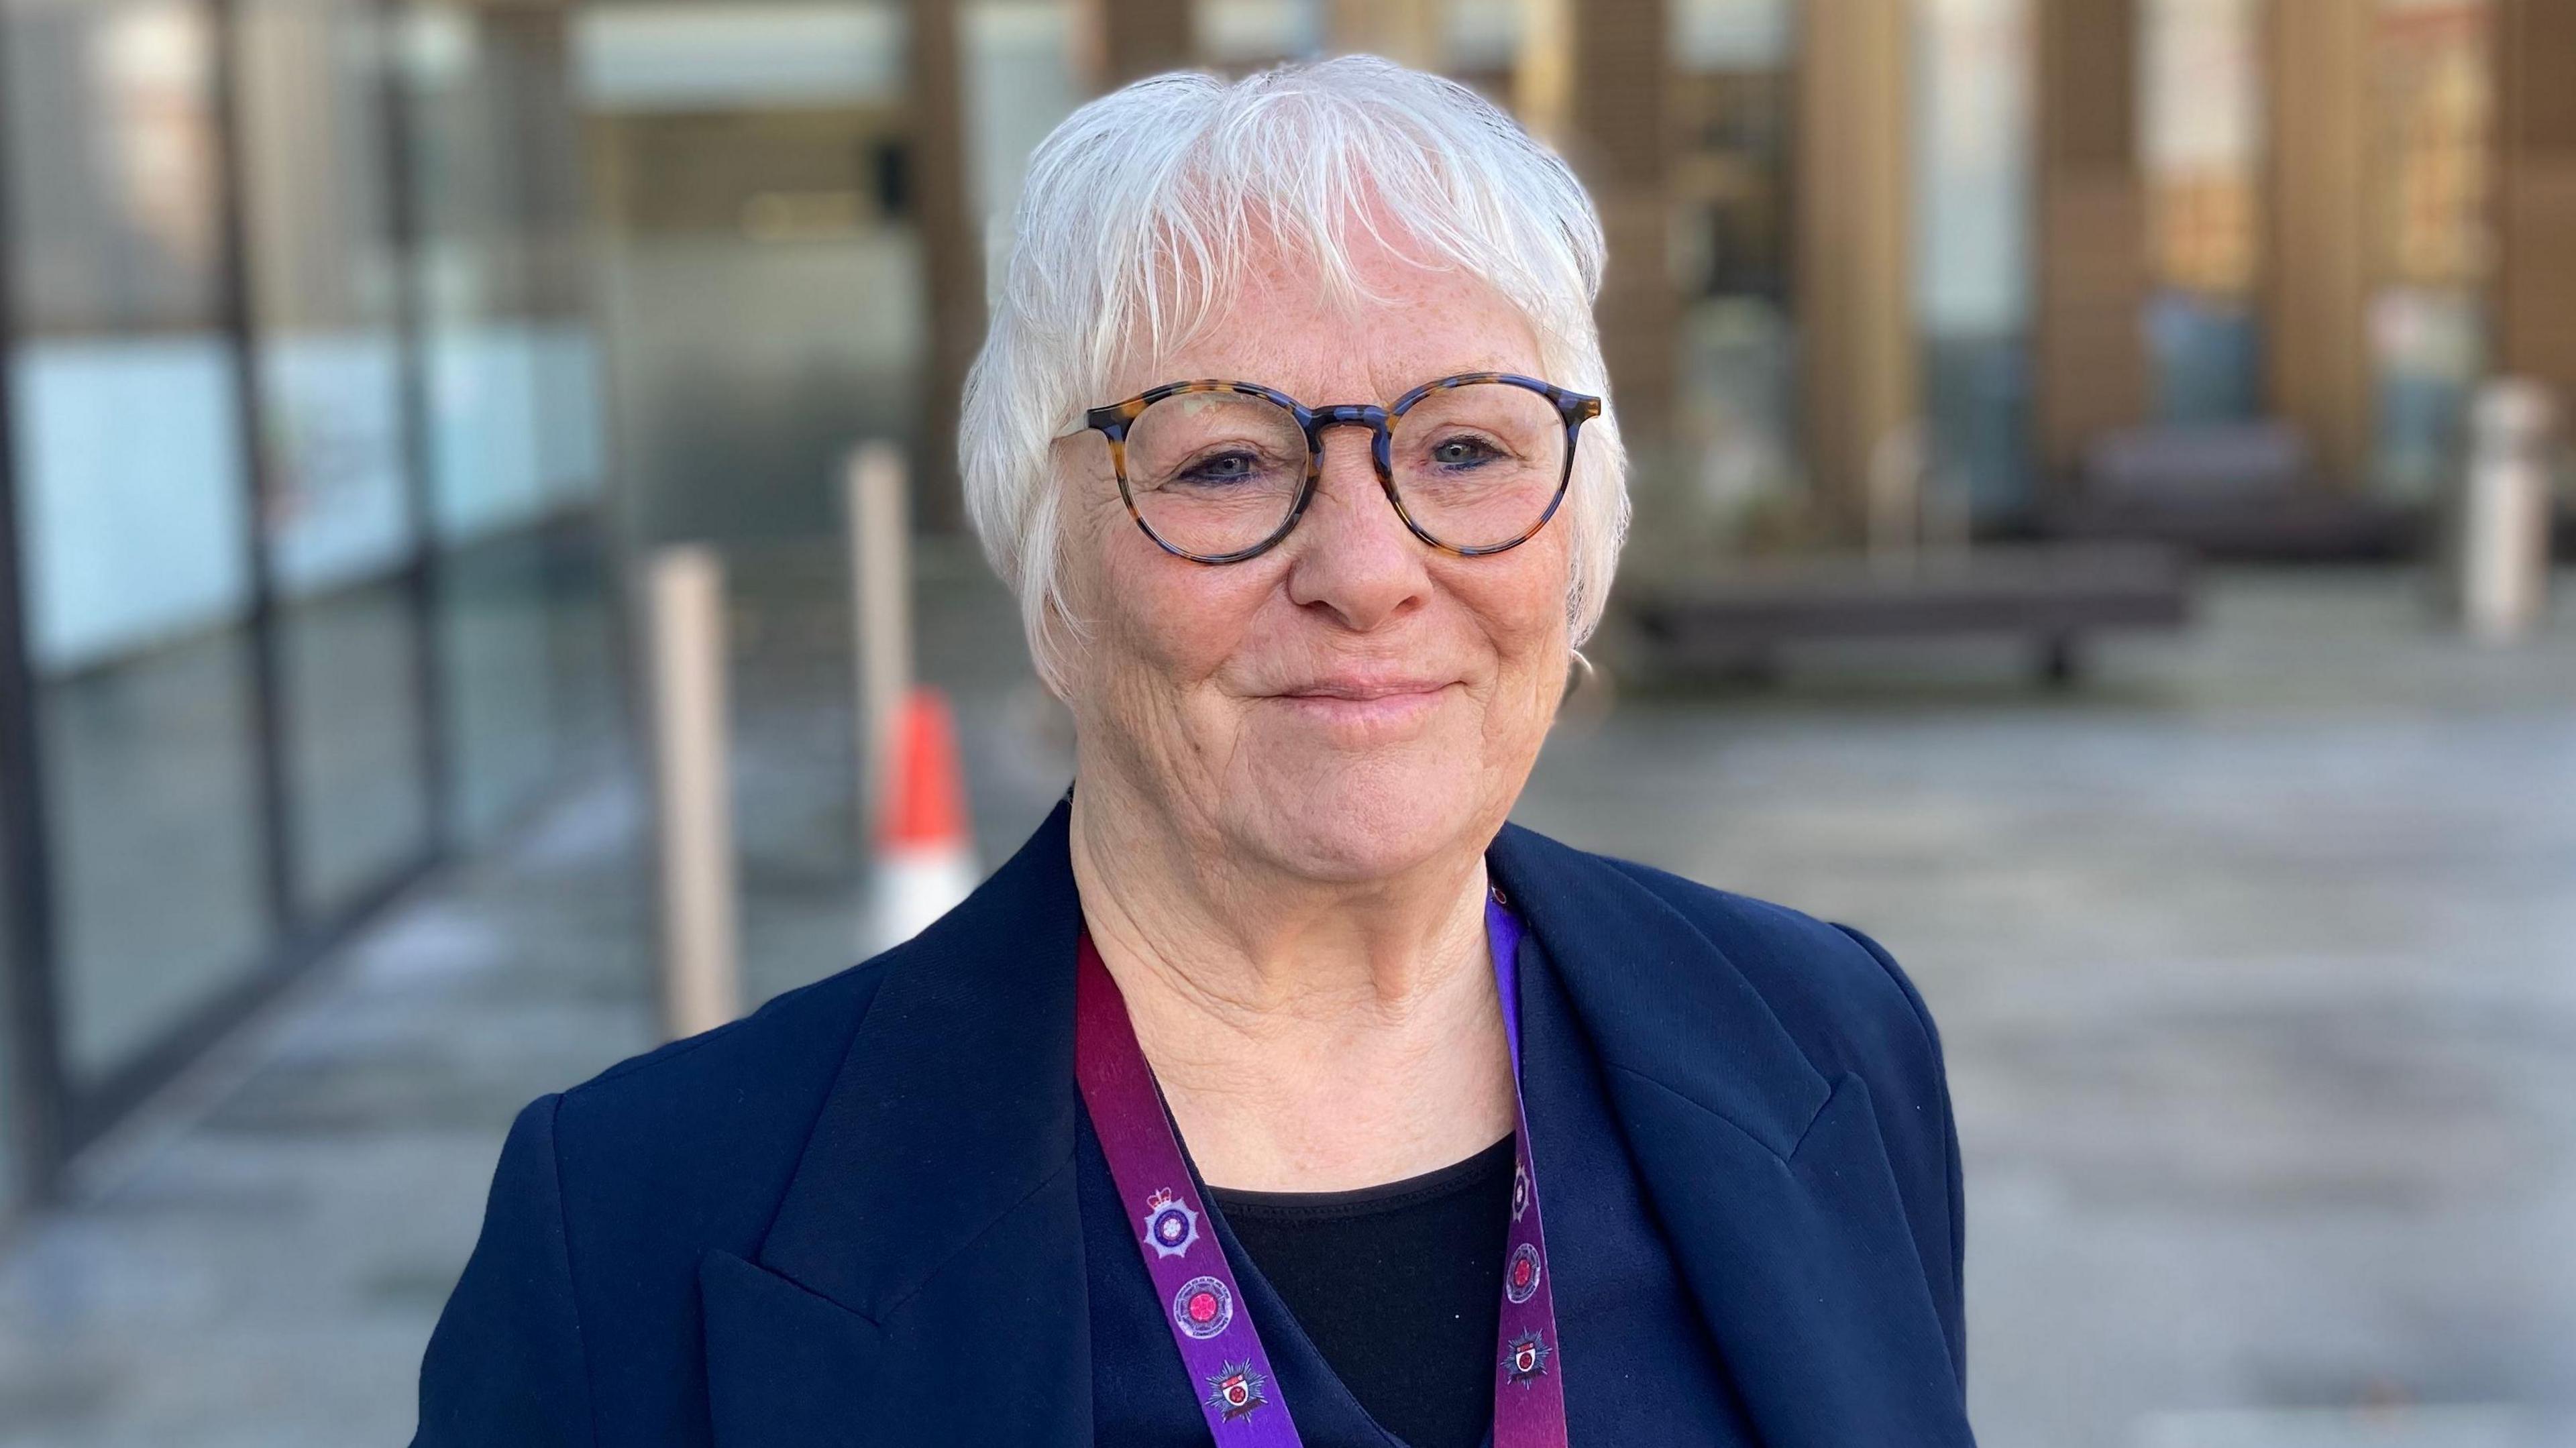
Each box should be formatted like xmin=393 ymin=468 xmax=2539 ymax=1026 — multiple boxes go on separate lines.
xmin=958 ymin=54 xmax=1629 ymax=695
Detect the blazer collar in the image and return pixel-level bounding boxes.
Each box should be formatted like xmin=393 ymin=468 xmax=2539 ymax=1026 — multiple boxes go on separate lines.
xmin=1486 ymin=821 xmax=1830 ymax=1154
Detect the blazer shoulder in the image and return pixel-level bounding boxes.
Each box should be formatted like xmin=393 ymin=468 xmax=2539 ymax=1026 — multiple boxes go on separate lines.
xmin=1581 ymin=846 xmax=1968 ymax=1379
xmin=1591 ymin=850 xmax=1945 ymax=1087
xmin=543 ymin=954 xmax=896 ymax=1245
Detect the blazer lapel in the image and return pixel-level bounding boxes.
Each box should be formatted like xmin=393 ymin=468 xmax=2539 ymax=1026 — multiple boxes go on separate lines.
xmin=1487 ymin=824 xmax=1974 ymax=1448
xmin=701 ymin=799 xmax=1093 ymax=1447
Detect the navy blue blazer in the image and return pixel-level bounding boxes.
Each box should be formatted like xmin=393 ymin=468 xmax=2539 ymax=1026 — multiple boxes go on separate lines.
xmin=413 ymin=799 xmax=1974 ymax=1447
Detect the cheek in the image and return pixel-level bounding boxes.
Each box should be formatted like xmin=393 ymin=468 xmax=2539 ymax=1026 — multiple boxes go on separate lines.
xmin=1080 ymin=515 xmax=1271 ymax=693
xmin=1457 ymin=538 xmax=1572 ymax=679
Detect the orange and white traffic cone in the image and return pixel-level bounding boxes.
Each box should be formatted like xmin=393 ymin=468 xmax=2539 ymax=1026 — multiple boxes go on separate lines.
xmin=867 ymin=686 xmax=978 ymax=954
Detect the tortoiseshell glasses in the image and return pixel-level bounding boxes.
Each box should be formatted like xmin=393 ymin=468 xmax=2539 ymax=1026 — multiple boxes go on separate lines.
xmin=1065 ymin=372 xmax=1603 ymax=565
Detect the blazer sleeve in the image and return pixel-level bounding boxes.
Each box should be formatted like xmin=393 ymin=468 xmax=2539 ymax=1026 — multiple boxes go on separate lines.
xmin=1835 ymin=923 xmax=1968 ymax=1390
xmin=413 ymin=1094 xmax=596 ymax=1447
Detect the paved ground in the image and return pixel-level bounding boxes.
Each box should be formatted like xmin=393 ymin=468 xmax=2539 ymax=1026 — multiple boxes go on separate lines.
xmin=0 ymin=553 xmax=2569 ymax=1447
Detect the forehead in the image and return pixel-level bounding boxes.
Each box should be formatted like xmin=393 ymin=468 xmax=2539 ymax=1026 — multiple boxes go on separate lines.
xmin=1110 ymin=236 xmax=1543 ymax=404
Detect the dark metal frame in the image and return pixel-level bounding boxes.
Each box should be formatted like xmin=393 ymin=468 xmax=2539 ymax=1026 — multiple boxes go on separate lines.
xmin=0 ymin=0 xmax=498 ymax=1204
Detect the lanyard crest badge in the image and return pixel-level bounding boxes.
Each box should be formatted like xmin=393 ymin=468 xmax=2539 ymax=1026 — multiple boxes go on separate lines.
xmin=1144 ymin=1188 xmax=1202 ymax=1259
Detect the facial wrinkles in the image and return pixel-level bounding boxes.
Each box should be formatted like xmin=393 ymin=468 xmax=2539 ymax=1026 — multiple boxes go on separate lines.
xmin=1065 ymin=234 xmax=1571 ymax=873
xmin=1097 ymin=572 xmax=1242 ymax=851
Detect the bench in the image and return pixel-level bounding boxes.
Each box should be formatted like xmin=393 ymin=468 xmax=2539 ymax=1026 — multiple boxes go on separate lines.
xmin=1624 ymin=542 xmax=2194 ymax=686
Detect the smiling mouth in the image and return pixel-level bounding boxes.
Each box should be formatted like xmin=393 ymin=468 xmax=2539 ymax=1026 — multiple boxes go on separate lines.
xmin=1276 ymin=681 xmax=1454 ymax=703
xmin=1263 ymin=680 xmax=1458 ymax=732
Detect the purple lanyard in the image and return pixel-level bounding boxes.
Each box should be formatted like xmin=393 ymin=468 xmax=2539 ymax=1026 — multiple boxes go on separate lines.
xmin=1074 ymin=890 xmax=1570 ymax=1447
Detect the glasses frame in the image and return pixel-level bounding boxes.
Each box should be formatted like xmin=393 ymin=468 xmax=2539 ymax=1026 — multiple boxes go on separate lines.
xmin=1066 ymin=371 xmax=1603 ymax=565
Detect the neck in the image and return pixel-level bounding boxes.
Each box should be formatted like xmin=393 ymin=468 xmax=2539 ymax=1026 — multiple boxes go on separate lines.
xmin=1067 ymin=779 xmax=1518 ymax=1192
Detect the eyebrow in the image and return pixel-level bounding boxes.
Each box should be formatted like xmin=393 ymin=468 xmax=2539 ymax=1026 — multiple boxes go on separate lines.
xmin=1057 ymin=364 xmax=1542 ymax=434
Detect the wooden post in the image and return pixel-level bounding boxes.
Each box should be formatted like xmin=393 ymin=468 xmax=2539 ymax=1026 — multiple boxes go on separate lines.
xmin=910 ymin=0 xmax=981 ymax=531
xmin=1087 ymin=0 xmax=1194 ymax=89
xmin=2494 ymin=0 xmax=2576 ymax=416
xmin=1327 ymin=0 xmax=1440 ymax=66
xmin=2034 ymin=0 xmax=2149 ymax=492
xmin=1797 ymin=0 xmax=1919 ymax=531
xmin=2264 ymin=0 xmax=2374 ymax=489
xmin=1521 ymin=0 xmax=1674 ymax=506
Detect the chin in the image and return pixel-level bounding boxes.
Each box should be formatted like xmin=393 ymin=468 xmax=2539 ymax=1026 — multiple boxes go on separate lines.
xmin=1231 ymin=746 xmax=1493 ymax=885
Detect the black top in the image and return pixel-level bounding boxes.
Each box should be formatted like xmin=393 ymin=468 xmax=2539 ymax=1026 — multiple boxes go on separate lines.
xmin=1208 ymin=1134 xmax=1518 ymax=1448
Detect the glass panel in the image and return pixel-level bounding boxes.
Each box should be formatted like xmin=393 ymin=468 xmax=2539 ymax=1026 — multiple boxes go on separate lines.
xmin=278 ymin=577 xmax=428 ymax=907
xmin=1445 ymin=0 xmax=1521 ymax=75
xmin=580 ymin=0 xmax=920 ymax=546
xmin=965 ymin=0 xmax=1079 ymax=256
xmin=409 ymin=0 xmax=604 ymax=838
xmin=40 ymin=628 xmax=269 ymax=1076
xmin=439 ymin=526 xmax=555 ymax=840
xmin=1916 ymin=0 xmax=2033 ymax=520
xmin=1 ymin=0 xmax=274 ymax=1078
xmin=2369 ymin=0 xmax=2492 ymax=502
xmin=542 ymin=521 xmax=618 ymax=774
xmin=1196 ymin=0 xmax=1318 ymax=66
xmin=2139 ymin=0 xmax=2264 ymax=423
xmin=239 ymin=0 xmax=431 ymax=913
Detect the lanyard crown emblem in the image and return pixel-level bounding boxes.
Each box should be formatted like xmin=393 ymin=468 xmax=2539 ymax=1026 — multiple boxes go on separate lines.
xmin=1142 ymin=1187 xmax=1201 ymax=1259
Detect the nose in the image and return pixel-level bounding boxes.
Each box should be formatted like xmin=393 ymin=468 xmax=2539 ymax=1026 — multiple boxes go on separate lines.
xmin=1277 ymin=421 xmax=1430 ymax=633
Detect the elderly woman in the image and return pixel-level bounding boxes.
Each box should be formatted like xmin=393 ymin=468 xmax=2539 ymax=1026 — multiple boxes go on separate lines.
xmin=415 ymin=56 xmax=1970 ymax=1448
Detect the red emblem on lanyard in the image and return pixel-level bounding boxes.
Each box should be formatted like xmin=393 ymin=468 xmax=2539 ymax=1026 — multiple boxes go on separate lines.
xmin=1173 ymin=1275 xmax=1234 ymax=1339
xmin=1505 ymin=1241 xmax=1543 ymax=1304
xmin=1205 ymin=1361 xmax=1271 ymax=1421
xmin=1503 ymin=1330 xmax=1553 ymax=1386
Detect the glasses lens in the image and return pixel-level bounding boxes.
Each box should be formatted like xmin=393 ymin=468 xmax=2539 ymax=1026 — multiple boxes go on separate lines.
xmin=1389 ymin=381 xmax=1568 ymax=550
xmin=1122 ymin=390 xmax=1307 ymax=557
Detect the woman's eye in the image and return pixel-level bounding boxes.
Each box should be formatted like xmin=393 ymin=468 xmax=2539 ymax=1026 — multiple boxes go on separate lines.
xmin=1177 ymin=450 xmax=1262 ymax=485
xmin=1429 ymin=435 xmax=1505 ymax=466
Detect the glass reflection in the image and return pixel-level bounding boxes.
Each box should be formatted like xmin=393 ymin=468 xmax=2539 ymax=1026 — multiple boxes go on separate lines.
xmin=1668 ymin=0 xmax=1796 ymax=546
xmin=2369 ymin=0 xmax=2492 ymax=501
xmin=241 ymin=0 xmax=434 ymax=911
xmin=3 ymin=0 xmax=272 ymax=1078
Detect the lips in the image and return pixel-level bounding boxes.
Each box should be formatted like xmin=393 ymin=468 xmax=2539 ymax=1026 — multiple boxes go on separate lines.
xmin=1274 ymin=676 xmax=1454 ymax=702
xmin=1260 ymin=675 xmax=1458 ymax=738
